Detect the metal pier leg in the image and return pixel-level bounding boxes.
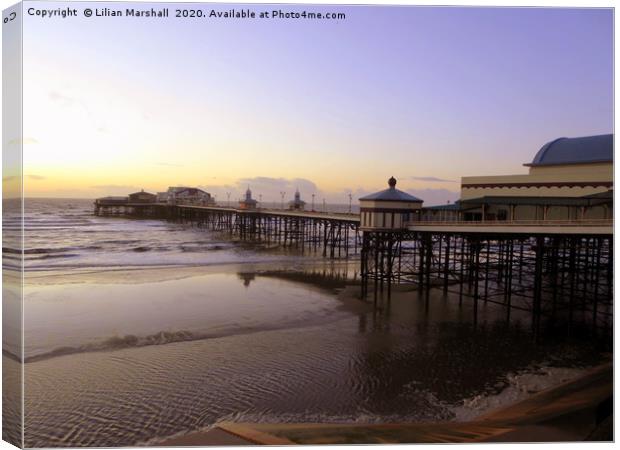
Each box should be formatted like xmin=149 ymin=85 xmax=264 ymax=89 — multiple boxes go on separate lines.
xmin=473 ymin=240 xmax=480 ymax=325
xmin=568 ymin=238 xmax=577 ymax=337
xmin=374 ymin=235 xmax=380 ymax=306
xmin=443 ymin=236 xmax=450 ymax=294
xmin=425 ymin=235 xmax=432 ymax=300
xmin=418 ymin=237 xmax=425 ymax=290
xmin=387 ymin=235 xmax=394 ymax=301
xmin=459 ymin=237 xmax=465 ymax=305
xmin=592 ymin=237 xmax=602 ymax=334
xmin=484 ymin=239 xmax=490 ymax=302
xmin=532 ymin=237 xmax=545 ymax=341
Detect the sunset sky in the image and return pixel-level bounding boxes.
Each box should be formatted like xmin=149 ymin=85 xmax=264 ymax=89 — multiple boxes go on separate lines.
xmin=18 ymin=3 xmax=613 ymax=205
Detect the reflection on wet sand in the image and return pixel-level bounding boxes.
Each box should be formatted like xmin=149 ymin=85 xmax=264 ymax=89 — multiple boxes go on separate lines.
xmin=20 ymin=263 xmax=608 ymax=447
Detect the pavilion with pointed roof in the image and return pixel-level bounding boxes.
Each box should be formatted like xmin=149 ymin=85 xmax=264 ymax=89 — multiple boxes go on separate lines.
xmin=359 ymin=177 xmax=423 ymax=230
xmin=238 ymin=187 xmax=258 ymax=210
xmin=288 ymin=189 xmax=306 ymax=211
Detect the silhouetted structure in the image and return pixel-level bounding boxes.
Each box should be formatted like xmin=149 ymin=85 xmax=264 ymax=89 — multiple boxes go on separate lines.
xmin=289 ymin=189 xmax=306 ymax=211
xmin=239 ymin=187 xmax=258 ymax=210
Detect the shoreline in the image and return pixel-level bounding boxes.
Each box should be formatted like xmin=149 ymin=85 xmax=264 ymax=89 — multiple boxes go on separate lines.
xmin=157 ymin=362 xmax=612 ymax=445
xmin=19 ymin=262 xmax=359 ymax=362
xmin=22 ymin=257 xmax=358 ymax=286
xmin=19 ymin=258 xmax=611 ymax=447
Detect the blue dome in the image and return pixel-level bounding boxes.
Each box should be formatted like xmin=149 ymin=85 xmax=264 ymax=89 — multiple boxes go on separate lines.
xmin=528 ymin=134 xmax=613 ymax=167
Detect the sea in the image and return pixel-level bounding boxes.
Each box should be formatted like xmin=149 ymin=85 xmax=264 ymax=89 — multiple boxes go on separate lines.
xmin=2 ymin=198 xmax=608 ymax=447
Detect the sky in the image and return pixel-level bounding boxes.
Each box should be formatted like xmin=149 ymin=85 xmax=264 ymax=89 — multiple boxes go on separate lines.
xmin=16 ymin=2 xmax=613 ymax=205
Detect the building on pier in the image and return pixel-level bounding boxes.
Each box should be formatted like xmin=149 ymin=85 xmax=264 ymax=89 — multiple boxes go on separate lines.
xmin=420 ymin=201 xmax=460 ymax=222
xmin=288 ymin=189 xmax=306 ymax=211
xmin=159 ymin=187 xmax=214 ymax=205
xmin=128 ymin=190 xmax=157 ymax=203
xmin=359 ymin=177 xmax=423 ymax=230
xmin=422 ymin=134 xmax=613 ymax=221
xmin=239 ymin=187 xmax=258 ymax=210
xmin=95 ymin=196 xmax=128 ymax=206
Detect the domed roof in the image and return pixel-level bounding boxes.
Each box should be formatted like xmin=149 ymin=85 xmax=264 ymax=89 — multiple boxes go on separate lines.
xmin=527 ymin=134 xmax=613 ymax=167
xmin=359 ymin=177 xmax=423 ymax=203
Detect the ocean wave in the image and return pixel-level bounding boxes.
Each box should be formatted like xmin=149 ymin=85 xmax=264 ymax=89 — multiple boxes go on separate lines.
xmin=23 ymin=221 xmax=94 ymax=227
xmin=19 ymin=261 xmax=241 ymax=271
xmin=24 ymin=328 xmax=265 ymax=363
xmin=449 ymin=364 xmax=591 ymax=422
xmin=98 ymin=239 xmax=141 ymax=245
xmin=29 ymin=246 xmax=102 ymax=255
xmin=179 ymin=244 xmax=229 ymax=252
xmin=23 ymin=316 xmax=347 ymax=364
xmin=4 ymin=246 xmax=103 ymax=255
xmin=26 ymin=253 xmax=81 ymax=260
xmin=132 ymin=246 xmax=152 ymax=252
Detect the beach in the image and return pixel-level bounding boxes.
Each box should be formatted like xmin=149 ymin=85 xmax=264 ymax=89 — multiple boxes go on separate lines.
xmin=8 ymin=199 xmax=610 ymax=447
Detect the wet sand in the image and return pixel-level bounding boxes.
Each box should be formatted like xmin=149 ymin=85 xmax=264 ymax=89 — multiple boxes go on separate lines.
xmin=159 ymin=363 xmax=612 ymax=445
xmin=17 ymin=261 xmax=609 ymax=447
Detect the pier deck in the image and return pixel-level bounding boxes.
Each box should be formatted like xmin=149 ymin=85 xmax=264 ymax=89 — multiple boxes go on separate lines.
xmin=178 ymin=204 xmax=360 ymax=222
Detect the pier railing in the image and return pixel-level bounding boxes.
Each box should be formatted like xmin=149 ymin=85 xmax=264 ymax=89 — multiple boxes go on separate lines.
xmin=408 ymin=219 xmax=613 ymax=227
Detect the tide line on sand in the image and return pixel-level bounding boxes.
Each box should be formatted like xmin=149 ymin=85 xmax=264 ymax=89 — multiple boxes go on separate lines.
xmin=157 ymin=363 xmax=612 ymax=445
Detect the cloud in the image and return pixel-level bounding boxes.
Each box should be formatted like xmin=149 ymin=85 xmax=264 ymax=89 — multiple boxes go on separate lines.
xmin=409 ymin=176 xmax=457 ymax=183
xmin=409 ymin=188 xmax=460 ymax=206
xmin=2 ymin=175 xmax=46 ymax=182
xmin=196 ymin=177 xmax=325 ymax=205
xmin=91 ymin=184 xmax=139 ymax=190
xmin=235 ymin=177 xmax=323 ymax=203
xmin=237 ymin=176 xmax=318 ymax=193
xmin=89 ymin=184 xmax=152 ymax=195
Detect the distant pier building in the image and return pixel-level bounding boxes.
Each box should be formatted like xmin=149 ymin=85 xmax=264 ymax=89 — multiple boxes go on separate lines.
xmin=289 ymin=189 xmax=306 ymax=211
xmin=128 ymin=190 xmax=157 ymax=203
xmin=239 ymin=187 xmax=258 ymax=210
xmin=160 ymin=187 xmax=214 ymax=205
xmin=96 ymin=196 xmax=128 ymax=206
xmin=359 ymin=177 xmax=423 ymax=230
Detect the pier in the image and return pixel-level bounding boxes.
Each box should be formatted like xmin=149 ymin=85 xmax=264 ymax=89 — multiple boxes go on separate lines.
xmin=94 ymin=195 xmax=613 ymax=340
xmin=94 ymin=200 xmax=362 ymax=259
xmin=360 ymin=223 xmax=613 ymax=339
xmin=95 ymin=131 xmax=615 ymax=342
